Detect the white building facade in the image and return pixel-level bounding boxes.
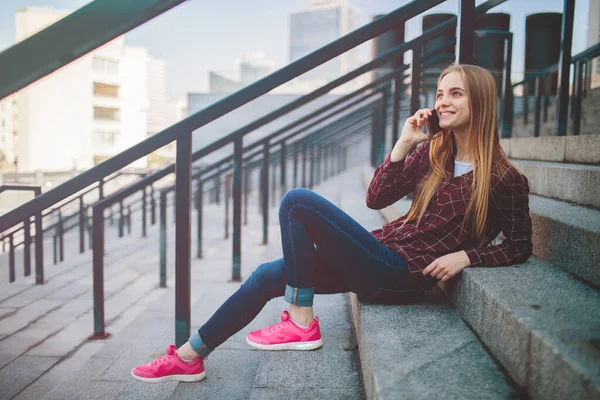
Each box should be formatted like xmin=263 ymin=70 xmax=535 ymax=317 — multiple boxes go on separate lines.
xmin=0 ymin=96 xmax=16 ymax=172
xmin=8 ymin=7 xmax=166 ymax=172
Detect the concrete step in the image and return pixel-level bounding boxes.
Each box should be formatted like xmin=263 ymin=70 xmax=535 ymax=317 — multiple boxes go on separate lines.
xmin=363 ymin=163 xmax=600 ymax=399
xmin=529 ymin=195 xmax=600 ymax=288
xmin=349 ymin=289 xmax=523 ymax=399
xmin=501 ymin=134 xmax=600 ymax=165
xmin=438 ymin=257 xmax=600 ymax=400
xmin=511 ymin=160 xmax=600 ymax=208
xmin=352 ymin=167 xmax=522 ymax=399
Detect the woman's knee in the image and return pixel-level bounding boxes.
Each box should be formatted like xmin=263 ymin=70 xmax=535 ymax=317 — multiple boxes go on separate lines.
xmin=280 ymin=187 xmax=317 ymax=215
xmin=242 ymin=259 xmax=286 ymax=299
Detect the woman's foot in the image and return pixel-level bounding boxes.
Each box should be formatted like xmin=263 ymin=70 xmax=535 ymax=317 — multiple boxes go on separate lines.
xmin=246 ymin=310 xmax=322 ymax=350
xmin=131 ymin=344 xmax=206 ymax=383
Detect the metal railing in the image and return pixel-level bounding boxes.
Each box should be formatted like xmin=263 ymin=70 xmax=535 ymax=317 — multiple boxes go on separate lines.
xmin=511 ymin=43 xmax=600 ymax=137
xmin=10 ymin=0 xmax=590 ymax=347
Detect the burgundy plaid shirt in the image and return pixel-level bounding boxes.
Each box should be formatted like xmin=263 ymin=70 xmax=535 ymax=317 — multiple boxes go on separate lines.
xmin=367 ymin=141 xmax=532 ymax=289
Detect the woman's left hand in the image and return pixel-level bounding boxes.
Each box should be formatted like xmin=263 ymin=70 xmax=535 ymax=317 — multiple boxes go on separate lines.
xmin=423 ymin=251 xmax=470 ymax=281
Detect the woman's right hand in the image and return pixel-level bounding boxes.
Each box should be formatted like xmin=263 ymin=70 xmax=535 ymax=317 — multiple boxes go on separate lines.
xmin=398 ymin=108 xmax=434 ymax=148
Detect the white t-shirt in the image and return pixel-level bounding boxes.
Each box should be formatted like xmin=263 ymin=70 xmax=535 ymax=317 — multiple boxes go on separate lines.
xmin=454 ymin=160 xmax=472 ymax=177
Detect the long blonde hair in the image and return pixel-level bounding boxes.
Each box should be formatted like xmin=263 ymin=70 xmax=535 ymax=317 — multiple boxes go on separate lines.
xmin=403 ymin=64 xmax=508 ymax=244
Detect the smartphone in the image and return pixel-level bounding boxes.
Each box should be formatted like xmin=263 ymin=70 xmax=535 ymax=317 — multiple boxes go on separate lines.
xmin=425 ymin=109 xmax=441 ymax=137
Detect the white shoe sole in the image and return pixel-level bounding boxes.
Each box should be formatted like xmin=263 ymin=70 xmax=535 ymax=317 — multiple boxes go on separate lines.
xmin=130 ymin=369 xmax=206 ymax=383
xmin=246 ymin=337 xmax=323 ymax=351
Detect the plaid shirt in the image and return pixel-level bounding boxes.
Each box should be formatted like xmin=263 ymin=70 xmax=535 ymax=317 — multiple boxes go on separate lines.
xmin=367 ymin=141 xmax=532 ymax=289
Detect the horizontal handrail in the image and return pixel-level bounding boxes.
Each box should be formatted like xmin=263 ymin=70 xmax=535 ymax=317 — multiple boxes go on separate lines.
xmin=512 ymin=43 xmax=600 ymax=88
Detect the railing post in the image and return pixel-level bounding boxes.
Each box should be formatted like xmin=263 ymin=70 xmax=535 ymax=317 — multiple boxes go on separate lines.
xmin=118 ymin=201 xmax=124 ymax=238
xmin=9 ymin=234 xmax=15 ymax=283
xmin=381 ymin=86 xmax=389 ymax=162
xmin=196 ymin=178 xmax=203 ymax=259
xmin=280 ymin=141 xmax=287 ymax=197
xmin=91 ymin=205 xmax=109 ymax=339
xmin=302 ymin=143 xmax=307 ymax=187
xmin=142 ymin=186 xmax=147 ymax=237
xmin=98 ymin=178 xmax=104 ymax=200
xmin=271 ymin=162 xmax=277 ymax=208
xmin=411 ymin=45 xmax=422 ymax=115
xmin=523 ymin=82 xmax=530 ymax=125
xmin=308 ymin=143 xmax=315 ymax=190
xmin=379 ymin=91 xmax=388 ymax=165
xmin=293 ymin=143 xmax=299 ymax=188
xmin=24 ymin=217 xmax=31 ymax=277
xmin=501 ymin=34 xmax=514 ymax=138
xmin=371 ymin=104 xmax=379 ymax=167
xmin=150 ymin=185 xmax=156 ymax=225
xmin=79 ymin=196 xmax=85 ymax=253
xmin=243 ymin=168 xmax=249 ymax=226
xmin=323 ymin=144 xmax=329 ymax=180
xmin=53 ymin=232 xmax=58 ymax=265
xmin=316 ymin=145 xmax=322 ymax=185
xmin=573 ymin=61 xmax=584 ymax=135
xmin=534 ymin=76 xmax=542 ymax=137
xmin=556 ymin=0 xmax=575 ymax=135
xmin=215 ymin=172 xmax=221 ymax=205
xmin=160 ymin=190 xmax=167 ymax=288
xmin=262 ymin=142 xmax=270 ymax=245
xmin=392 ymin=73 xmax=402 ymax=146
xmin=175 ymin=131 xmax=192 ymax=347
xmin=224 ymin=173 xmax=231 ymax=240
xmin=232 ymin=137 xmax=243 ymax=282
xmin=127 ymin=205 xmax=132 ymax=235
xmin=58 ymin=210 xmax=64 ymax=262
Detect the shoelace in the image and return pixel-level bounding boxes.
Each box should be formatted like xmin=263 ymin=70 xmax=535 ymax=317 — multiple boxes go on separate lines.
xmin=265 ymin=321 xmax=291 ymax=333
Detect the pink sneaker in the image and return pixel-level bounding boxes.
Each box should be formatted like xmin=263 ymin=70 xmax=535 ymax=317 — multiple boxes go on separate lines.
xmin=246 ymin=310 xmax=322 ymax=350
xmin=131 ymin=344 xmax=206 ymax=383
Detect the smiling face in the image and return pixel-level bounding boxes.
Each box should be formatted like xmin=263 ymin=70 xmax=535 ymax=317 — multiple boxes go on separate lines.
xmin=435 ymin=71 xmax=471 ymax=134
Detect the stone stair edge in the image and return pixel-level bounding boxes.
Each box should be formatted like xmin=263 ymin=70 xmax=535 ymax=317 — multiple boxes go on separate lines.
xmin=360 ymin=165 xmax=599 ymax=399
xmin=353 ymin=166 xmax=522 ymax=399
xmin=437 ymin=257 xmax=600 ymax=399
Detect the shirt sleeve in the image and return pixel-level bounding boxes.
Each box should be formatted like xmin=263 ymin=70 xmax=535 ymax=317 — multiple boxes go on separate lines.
xmin=366 ymin=142 xmax=428 ymax=210
xmin=464 ymin=169 xmax=533 ymax=267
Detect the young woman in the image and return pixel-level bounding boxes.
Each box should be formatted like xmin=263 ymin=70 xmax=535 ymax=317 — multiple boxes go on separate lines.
xmin=131 ymin=64 xmax=532 ymax=383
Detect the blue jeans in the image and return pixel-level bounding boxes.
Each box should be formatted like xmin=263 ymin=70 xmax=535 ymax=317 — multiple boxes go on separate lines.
xmin=189 ymin=188 xmax=422 ymax=357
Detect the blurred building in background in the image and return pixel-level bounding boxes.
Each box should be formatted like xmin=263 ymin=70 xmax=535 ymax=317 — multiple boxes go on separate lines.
xmin=240 ymin=52 xmax=276 ymax=85
xmin=3 ymin=6 xmax=167 ymax=173
xmin=290 ymin=0 xmax=362 ymax=86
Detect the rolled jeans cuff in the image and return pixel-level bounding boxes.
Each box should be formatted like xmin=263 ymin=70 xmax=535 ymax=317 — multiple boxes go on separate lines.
xmin=188 ymin=330 xmax=212 ymax=358
xmin=284 ymin=284 xmax=314 ymax=306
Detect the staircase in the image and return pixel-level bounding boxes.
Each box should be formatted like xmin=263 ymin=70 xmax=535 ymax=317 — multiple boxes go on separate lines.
xmin=1 ymin=0 xmax=599 ymax=399
xmin=357 ymin=131 xmax=600 ymax=399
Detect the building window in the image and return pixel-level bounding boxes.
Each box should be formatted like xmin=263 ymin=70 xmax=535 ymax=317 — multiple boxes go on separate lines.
xmin=93 ymin=107 xmax=120 ymax=121
xmin=93 ymin=82 xmax=119 ymax=98
xmin=92 ymin=57 xmax=119 ymax=75
xmin=93 ymin=131 xmax=118 ymax=147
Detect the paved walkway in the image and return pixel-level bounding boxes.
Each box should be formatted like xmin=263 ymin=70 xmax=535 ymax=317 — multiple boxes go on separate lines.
xmin=0 ymin=163 xmax=382 ymax=399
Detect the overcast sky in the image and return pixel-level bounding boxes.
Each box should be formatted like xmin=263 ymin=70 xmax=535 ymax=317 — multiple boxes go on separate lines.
xmin=0 ymin=0 xmax=592 ymax=97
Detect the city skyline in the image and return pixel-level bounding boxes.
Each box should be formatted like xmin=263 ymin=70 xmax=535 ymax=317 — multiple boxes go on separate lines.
xmin=0 ymin=0 xmax=593 ymax=97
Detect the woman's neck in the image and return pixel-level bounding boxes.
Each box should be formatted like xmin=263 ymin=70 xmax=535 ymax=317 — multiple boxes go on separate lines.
xmin=452 ymin=130 xmax=470 ymax=162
